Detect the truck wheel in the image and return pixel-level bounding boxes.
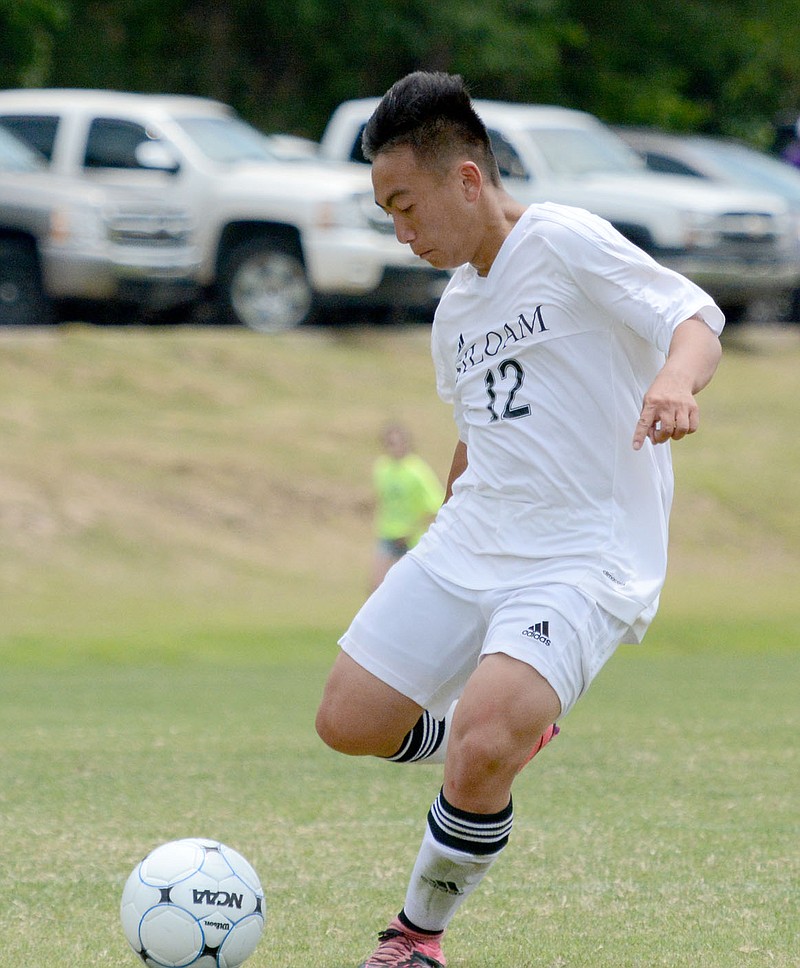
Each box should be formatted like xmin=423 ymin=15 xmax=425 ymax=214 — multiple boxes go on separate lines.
xmin=0 ymin=239 xmax=53 ymax=326
xmin=219 ymin=238 xmax=315 ymax=333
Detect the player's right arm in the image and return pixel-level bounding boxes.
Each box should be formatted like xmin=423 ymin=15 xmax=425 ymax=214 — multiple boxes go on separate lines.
xmin=632 ymin=314 xmax=722 ymax=451
xmin=444 ymin=440 xmax=468 ymax=501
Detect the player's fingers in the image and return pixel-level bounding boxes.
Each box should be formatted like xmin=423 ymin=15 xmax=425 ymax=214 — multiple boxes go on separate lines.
xmin=671 ymin=404 xmax=700 ymax=441
xmin=636 ymin=408 xmax=689 ymax=448
xmin=653 ymin=414 xmax=675 ymax=443
xmin=632 ymin=405 xmax=656 ymax=451
xmin=671 ymin=416 xmax=689 ymax=440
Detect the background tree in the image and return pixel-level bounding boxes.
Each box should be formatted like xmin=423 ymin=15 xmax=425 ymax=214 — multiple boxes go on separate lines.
xmin=3 ymin=0 xmax=799 ymax=148
xmin=0 ymin=0 xmax=66 ymax=88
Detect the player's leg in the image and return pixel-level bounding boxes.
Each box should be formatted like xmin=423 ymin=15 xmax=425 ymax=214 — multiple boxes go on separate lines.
xmin=317 ymin=672 xmax=555 ymax=769
xmin=368 ymin=587 xmax=626 ymax=962
xmin=386 ymin=696 xmax=558 ymax=766
xmin=357 ymin=656 xmax=558 ymax=967
xmin=399 ymin=655 xmax=559 ymax=933
xmin=315 ymin=650 xmax=423 ymax=757
xmin=443 ymin=652 xmax=561 ymax=811
xmin=320 ymin=555 xmax=558 ymax=768
xmin=316 ymin=555 xmax=483 ymax=761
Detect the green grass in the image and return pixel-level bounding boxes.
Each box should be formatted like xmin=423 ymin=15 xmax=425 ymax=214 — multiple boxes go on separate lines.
xmin=0 ymin=322 xmax=798 ymax=967
xmin=1 ymin=644 xmax=797 ymax=967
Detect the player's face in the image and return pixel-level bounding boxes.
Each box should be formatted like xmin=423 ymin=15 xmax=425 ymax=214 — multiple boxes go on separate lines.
xmin=372 ymin=145 xmax=479 ymax=270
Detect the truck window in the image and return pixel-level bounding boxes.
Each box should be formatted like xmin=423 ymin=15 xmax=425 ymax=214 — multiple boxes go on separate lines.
xmin=487 ymin=129 xmax=529 ymax=181
xmin=642 ymin=152 xmax=701 ymax=177
xmin=0 ymin=115 xmax=60 ymax=161
xmin=349 ymin=123 xmax=369 ymax=164
xmin=84 ymin=118 xmax=155 ymax=169
xmin=346 ymin=122 xmax=529 ymax=179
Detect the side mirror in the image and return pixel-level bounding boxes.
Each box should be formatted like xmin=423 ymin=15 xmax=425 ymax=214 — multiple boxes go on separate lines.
xmin=135 ymin=140 xmax=180 ymax=173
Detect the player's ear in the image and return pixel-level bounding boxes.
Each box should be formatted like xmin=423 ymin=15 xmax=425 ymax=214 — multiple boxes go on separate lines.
xmin=459 ymin=161 xmax=482 ymax=202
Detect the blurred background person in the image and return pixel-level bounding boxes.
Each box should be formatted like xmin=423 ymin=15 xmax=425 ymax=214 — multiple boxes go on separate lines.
xmin=371 ymin=422 xmax=444 ymax=590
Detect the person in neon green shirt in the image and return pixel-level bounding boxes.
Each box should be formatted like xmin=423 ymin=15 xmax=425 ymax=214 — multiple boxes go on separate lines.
xmin=371 ymin=423 xmax=444 ymax=590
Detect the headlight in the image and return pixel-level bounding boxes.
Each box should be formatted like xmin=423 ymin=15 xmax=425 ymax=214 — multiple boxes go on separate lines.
xmin=48 ymin=203 xmax=106 ymax=248
xmin=315 ymin=192 xmax=393 ymax=233
xmin=681 ymin=211 xmax=719 ymax=249
xmin=356 ymin=192 xmax=394 ymax=234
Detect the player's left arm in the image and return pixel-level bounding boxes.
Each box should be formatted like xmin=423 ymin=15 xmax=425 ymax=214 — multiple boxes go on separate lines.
xmin=444 ymin=439 xmax=468 ymax=501
xmin=632 ymin=314 xmax=722 ymax=451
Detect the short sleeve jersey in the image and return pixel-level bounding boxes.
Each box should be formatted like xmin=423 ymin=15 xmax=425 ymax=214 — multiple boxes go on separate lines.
xmin=410 ymin=203 xmax=724 ymax=640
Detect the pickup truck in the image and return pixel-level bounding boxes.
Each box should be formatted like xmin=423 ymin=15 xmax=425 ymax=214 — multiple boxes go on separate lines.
xmin=320 ymin=98 xmax=800 ymax=322
xmin=0 ymin=89 xmax=447 ymax=332
xmin=0 ymin=125 xmax=197 ymax=326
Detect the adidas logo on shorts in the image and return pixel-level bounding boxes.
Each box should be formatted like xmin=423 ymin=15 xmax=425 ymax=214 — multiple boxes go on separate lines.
xmin=522 ymin=620 xmax=551 ymax=646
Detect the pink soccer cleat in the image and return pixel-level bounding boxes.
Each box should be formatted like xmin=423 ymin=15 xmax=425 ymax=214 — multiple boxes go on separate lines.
xmin=358 ymin=917 xmax=446 ymax=968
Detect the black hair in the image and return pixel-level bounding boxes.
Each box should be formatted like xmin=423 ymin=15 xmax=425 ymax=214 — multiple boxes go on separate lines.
xmin=362 ymin=71 xmax=501 ymax=185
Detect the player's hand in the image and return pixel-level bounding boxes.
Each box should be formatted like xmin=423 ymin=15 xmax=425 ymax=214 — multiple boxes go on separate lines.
xmin=632 ymin=382 xmax=699 ymax=451
xmin=632 ymin=315 xmax=721 ymax=451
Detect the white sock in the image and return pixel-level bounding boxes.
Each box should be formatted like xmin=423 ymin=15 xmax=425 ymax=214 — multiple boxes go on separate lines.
xmin=402 ymin=787 xmax=513 ymax=932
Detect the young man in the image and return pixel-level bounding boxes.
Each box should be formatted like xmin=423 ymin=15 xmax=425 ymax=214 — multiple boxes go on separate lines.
xmin=316 ymin=71 xmax=723 ymax=968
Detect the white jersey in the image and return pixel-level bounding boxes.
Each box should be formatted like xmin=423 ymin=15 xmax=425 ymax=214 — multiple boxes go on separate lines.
xmin=410 ymin=203 xmax=724 ymax=641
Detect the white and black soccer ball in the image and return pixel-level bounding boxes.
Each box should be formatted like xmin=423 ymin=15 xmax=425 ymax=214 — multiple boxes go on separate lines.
xmin=120 ymin=837 xmax=265 ymax=968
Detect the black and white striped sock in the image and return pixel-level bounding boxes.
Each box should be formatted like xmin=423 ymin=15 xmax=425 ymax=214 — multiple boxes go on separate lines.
xmin=386 ymin=710 xmax=447 ymax=763
xmin=427 ymin=787 xmax=514 ymax=855
xmin=401 ymin=788 xmax=514 ymax=932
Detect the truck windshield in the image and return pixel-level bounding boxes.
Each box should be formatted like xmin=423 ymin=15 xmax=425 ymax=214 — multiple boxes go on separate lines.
xmin=0 ymin=126 xmax=46 ymax=172
xmin=524 ymin=127 xmax=644 ymax=177
xmin=174 ymin=116 xmax=277 ymax=165
xmin=687 ymin=139 xmax=800 ymax=205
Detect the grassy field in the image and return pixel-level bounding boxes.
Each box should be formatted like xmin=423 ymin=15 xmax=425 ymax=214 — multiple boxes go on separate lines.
xmin=0 ymin=322 xmax=798 ymax=967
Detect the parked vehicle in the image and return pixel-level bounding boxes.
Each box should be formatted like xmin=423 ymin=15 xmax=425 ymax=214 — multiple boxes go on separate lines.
xmin=614 ymin=126 xmax=800 ymax=320
xmin=0 ymin=125 xmax=197 ymax=326
xmin=0 ymin=89 xmax=447 ymax=332
xmin=321 ymin=99 xmax=800 ymax=322
xmin=264 ymin=133 xmax=320 ymax=161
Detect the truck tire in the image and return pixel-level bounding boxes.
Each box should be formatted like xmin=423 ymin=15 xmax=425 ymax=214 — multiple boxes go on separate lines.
xmin=218 ymin=237 xmax=315 ymax=333
xmin=0 ymin=238 xmax=53 ymax=326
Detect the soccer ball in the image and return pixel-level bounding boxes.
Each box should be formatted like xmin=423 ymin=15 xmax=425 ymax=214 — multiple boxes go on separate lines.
xmin=120 ymin=837 xmax=265 ymax=968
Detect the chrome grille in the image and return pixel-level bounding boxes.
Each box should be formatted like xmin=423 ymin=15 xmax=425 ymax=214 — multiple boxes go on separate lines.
xmin=106 ymin=209 xmax=193 ymax=246
xmin=716 ymin=212 xmax=779 ymax=242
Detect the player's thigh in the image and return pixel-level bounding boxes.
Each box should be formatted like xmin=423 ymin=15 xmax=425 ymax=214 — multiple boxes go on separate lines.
xmin=451 ymin=652 xmax=561 ymax=766
xmin=338 ymin=555 xmax=486 ymax=717
xmin=315 ymin=650 xmax=422 ymax=755
xmin=482 ymin=583 xmax=630 ymax=719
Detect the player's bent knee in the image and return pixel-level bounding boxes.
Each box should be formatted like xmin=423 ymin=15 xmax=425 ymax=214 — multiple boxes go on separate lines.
xmin=314 ymin=703 xmax=353 ymax=752
xmin=316 ymin=650 xmax=424 ymax=757
xmin=453 ymin=730 xmax=514 ymax=778
xmin=443 ymin=719 xmax=541 ymax=808
xmin=314 ymin=702 xmax=382 ymax=756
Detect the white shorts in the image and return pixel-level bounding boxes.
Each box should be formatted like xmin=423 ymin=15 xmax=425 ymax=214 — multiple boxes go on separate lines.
xmin=339 ymin=555 xmax=631 ymax=719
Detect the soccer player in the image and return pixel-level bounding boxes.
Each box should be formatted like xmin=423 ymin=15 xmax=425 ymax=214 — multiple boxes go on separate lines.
xmin=371 ymin=422 xmax=445 ymax=591
xmin=315 ymin=71 xmax=724 ymax=968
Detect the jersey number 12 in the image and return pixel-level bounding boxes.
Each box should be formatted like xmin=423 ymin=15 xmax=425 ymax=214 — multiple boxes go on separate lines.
xmin=484 ymin=359 xmax=531 ymax=423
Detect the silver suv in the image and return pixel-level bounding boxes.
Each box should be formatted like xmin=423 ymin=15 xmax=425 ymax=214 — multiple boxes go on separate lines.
xmin=0 ymin=126 xmax=197 ymax=326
